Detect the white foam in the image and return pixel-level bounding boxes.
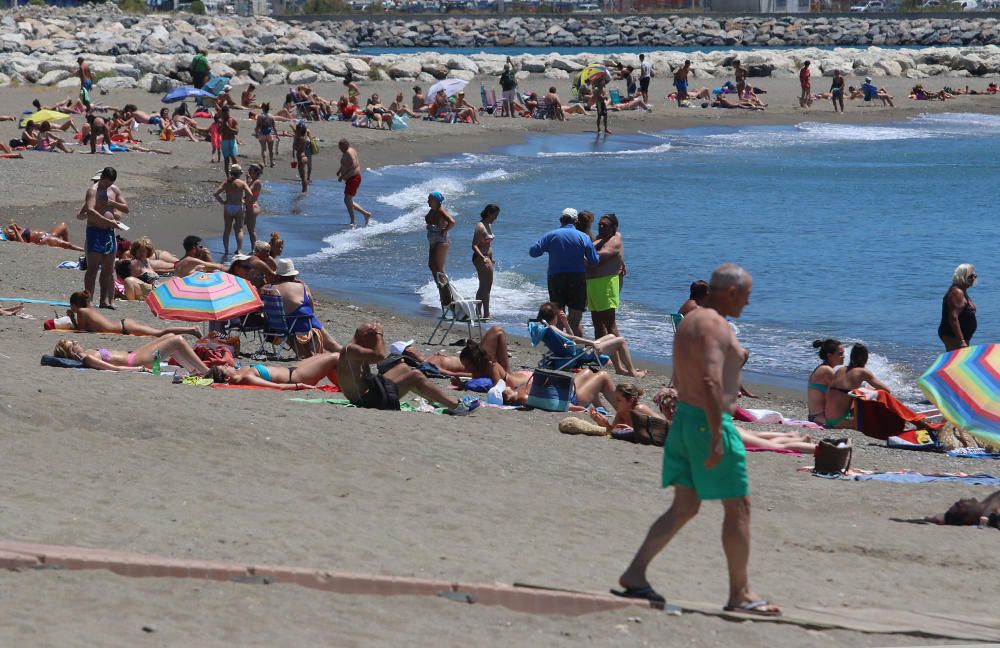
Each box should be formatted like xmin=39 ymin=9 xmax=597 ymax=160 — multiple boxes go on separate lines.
xmin=472 ymin=168 xmax=513 ymax=182
xmin=536 ymin=142 xmax=672 ymax=158
xmin=911 ymin=111 xmax=1000 ymax=132
xmin=416 ymin=271 xmax=548 ymax=319
xmin=377 ymin=175 xmax=468 ymax=210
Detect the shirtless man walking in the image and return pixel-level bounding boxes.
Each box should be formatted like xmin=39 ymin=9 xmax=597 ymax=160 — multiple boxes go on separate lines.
xmin=219 ymin=106 xmax=239 ymax=176
xmin=733 ymin=59 xmax=748 ymax=99
xmin=338 ymin=321 xmax=479 ymax=414
xmin=80 ymin=167 xmax=128 ymax=309
xmin=337 ymin=139 xmax=372 ymax=227
xmin=613 ymin=263 xmax=781 ymax=617
xmin=673 ymin=59 xmax=691 ymax=106
xmin=78 ymin=56 xmax=93 ymax=109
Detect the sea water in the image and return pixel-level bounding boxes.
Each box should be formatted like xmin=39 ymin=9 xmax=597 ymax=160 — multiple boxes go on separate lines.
xmin=241 ymin=112 xmax=1000 ymax=399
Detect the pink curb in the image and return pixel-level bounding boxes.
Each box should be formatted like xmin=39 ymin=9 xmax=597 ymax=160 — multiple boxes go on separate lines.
xmin=0 ymin=541 xmax=644 ymax=617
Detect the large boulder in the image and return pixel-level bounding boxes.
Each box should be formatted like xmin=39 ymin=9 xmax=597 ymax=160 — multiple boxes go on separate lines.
xmin=248 ymin=62 xmax=265 ymax=82
xmin=545 ymin=68 xmax=570 ymax=79
xmin=520 ymin=58 xmax=547 ymax=73
xmin=96 ymin=75 xmax=137 ymax=90
xmin=388 ymin=60 xmax=422 ymax=79
xmin=36 ymin=69 xmax=70 ymax=85
xmin=288 ymin=69 xmax=319 ymax=84
xmin=446 ymin=56 xmax=479 ymax=73
xmin=549 ymin=56 xmax=584 ymax=73
xmin=345 ymin=58 xmax=370 ymax=77
xmin=138 ymin=73 xmax=175 ymax=93
xmin=421 ymin=62 xmax=449 ymax=79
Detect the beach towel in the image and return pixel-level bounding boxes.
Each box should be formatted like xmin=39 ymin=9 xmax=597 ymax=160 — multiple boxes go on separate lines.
xmin=886 ymin=429 xmax=939 ymax=451
xmin=40 ymin=354 xmax=84 ymax=369
xmin=946 ymin=448 xmax=1000 ymax=460
xmin=853 ymin=472 xmax=1000 ymax=485
xmin=851 ymin=387 xmax=940 ymax=440
xmin=291 ymin=396 xmax=444 ymax=414
xmin=57 ymin=261 xmax=80 ymax=270
xmin=1 ymin=297 xmax=70 ymax=307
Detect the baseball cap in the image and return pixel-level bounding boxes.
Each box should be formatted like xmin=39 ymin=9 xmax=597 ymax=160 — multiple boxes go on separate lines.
xmin=561 ymin=207 xmax=578 ymax=221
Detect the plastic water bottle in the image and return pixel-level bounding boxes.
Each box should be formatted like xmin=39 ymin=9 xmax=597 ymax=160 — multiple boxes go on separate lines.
xmin=152 ymin=350 xmax=161 ymax=376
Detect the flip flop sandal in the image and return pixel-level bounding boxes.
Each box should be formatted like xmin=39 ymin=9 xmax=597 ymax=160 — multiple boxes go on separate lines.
xmin=610 ymin=586 xmax=666 ymax=606
xmin=723 ymin=599 xmax=782 ymax=617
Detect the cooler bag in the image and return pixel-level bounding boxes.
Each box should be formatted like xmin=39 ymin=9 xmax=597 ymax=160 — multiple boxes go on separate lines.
xmin=526 ymin=368 xmax=574 ymax=412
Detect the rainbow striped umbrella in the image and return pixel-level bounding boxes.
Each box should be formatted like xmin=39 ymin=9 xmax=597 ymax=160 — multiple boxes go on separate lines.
xmin=918 ymin=343 xmax=1000 ymax=447
xmin=146 ymin=272 xmax=262 ymax=322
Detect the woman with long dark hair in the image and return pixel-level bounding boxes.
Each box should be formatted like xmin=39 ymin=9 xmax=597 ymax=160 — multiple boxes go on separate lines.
xmin=825 ymin=343 xmax=891 ymax=429
xmin=472 ymin=204 xmax=499 ymax=319
xmin=806 ymin=338 xmax=843 ymax=425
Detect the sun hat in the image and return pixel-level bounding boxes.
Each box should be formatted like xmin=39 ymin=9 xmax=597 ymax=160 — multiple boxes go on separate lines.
xmin=389 ymin=339 xmax=415 ymax=356
xmin=561 ymin=207 xmax=578 ymax=221
xmin=865 ymin=76 xmax=872 ymax=82
xmin=275 ymin=258 xmax=299 ymax=277
xmin=229 ymin=163 xmax=242 ymax=175
xmin=429 ymin=191 xmax=445 ymax=203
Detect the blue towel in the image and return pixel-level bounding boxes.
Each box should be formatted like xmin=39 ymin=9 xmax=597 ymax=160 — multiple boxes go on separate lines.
xmin=853 ymin=473 xmax=1000 ymax=485
xmin=946 ymin=448 xmax=1000 ymax=460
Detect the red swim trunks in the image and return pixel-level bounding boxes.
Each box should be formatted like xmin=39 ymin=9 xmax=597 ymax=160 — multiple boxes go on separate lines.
xmin=344 ymin=174 xmax=362 ymax=197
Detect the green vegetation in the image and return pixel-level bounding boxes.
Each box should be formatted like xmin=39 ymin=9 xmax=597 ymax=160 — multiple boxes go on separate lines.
xmin=301 ymin=0 xmax=348 ymax=12
xmin=118 ymin=0 xmax=148 ymax=13
xmin=27 ymin=0 xmax=45 ymax=6
xmin=367 ymin=62 xmax=385 ymax=80
xmin=190 ymin=0 xmax=206 ymax=14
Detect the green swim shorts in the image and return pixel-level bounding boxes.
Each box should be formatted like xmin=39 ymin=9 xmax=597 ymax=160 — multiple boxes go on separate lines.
xmin=662 ymin=401 xmax=749 ymax=500
xmin=586 ymin=274 xmax=620 ymax=313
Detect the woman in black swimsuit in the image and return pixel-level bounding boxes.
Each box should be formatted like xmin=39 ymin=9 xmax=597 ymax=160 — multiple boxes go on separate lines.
xmin=938 ymin=263 xmax=978 ymax=351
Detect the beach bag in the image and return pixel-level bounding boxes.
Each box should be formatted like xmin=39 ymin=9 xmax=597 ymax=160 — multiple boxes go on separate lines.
xmin=309 ymin=137 xmax=320 ymax=155
xmin=525 ymin=368 xmax=574 ymax=412
xmin=813 ymin=437 xmax=852 ymax=476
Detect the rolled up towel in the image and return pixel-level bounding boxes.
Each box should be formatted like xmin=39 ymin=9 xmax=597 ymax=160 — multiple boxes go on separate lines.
xmin=559 ymin=416 xmax=609 ymax=437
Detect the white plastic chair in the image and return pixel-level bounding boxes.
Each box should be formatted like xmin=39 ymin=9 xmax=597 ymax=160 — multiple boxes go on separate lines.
xmin=427 ymin=272 xmax=483 ymax=345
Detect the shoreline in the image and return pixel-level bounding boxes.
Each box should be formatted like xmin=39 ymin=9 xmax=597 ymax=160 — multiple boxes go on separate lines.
xmin=7 ymin=79 xmax=999 ymax=395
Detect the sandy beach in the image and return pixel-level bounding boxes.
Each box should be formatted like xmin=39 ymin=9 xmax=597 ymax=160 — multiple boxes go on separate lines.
xmin=2 ymin=74 xmax=999 ymax=646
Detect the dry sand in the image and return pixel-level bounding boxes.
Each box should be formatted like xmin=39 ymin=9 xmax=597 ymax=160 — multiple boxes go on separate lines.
xmin=1 ymin=74 xmax=999 ymax=646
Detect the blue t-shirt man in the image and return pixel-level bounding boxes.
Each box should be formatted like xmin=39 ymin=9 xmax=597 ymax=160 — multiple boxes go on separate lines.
xmin=529 ymin=208 xmax=599 ymax=334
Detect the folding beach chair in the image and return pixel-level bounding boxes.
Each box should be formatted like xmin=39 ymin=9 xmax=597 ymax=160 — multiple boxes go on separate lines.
xmin=427 ymin=272 xmax=483 ymax=345
xmin=260 ymin=287 xmax=321 ymax=360
xmin=215 ymin=310 xmax=267 ymax=359
xmin=610 ymin=88 xmax=622 ymax=105
xmin=483 ymin=88 xmax=500 ymax=115
xmin=668 ymin=312 xmax=684 ymax=333
xmin=527 ymin=320 xmax=610 ymax=371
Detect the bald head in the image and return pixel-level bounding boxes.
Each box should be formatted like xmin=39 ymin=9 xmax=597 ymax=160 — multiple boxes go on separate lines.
xmin=708 ymin=263 xmax=752 ymax=319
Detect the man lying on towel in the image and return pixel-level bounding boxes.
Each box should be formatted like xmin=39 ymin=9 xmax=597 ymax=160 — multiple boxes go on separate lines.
xmin=925 ymin=490 xmax=1000 ymax=528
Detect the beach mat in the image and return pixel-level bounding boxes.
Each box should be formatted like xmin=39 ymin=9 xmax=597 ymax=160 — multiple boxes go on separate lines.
xmin=512 ymin=583 xmax=1000 ymax=642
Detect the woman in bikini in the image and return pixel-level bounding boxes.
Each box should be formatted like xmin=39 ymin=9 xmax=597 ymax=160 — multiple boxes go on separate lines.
xmin=588 ymin=383 xmax=668 ymax=445
xmin=53 ymin=334 xmax=209 ymax=374
xmin=472 ymin=204 xmax=499 ymax=319
xmin=425 ymin=191 xmax=455 ymax=282
xmin=825 ymin=343 xmax=891 ymax=430
xmin=806 ymin=338 xmax=843 ymax=425
xmin=169 ymin=107 xmax=202 ymax=142
xmin=3 ymin=221 xmax=83 ymax=251
xmin=244 ymin=164 xmax=264 ymax=249
xmin=67 ymin=290 xmax=200 ymax=337
xmin=254 ymin=102 xmax=276 ymax=168
xmin=292 ymin=121 xmax=313 ymax=193
xmin=212 ymin=163 xmax=253 ymax=257
xmin=127 ymin=237 xmax=173 ymax=281
xmin=389 ymin=92 xmax=418 ymax=118
xmin=401 ymin=327 xmax=511 ymax=379
xmin=207 ymin=352 xmax=339 ymax=390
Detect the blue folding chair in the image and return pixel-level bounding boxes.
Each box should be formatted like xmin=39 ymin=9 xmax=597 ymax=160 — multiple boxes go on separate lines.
xmin=260 ymin=287 xmax=320 ymax=360
xmin=528 ymin=320 xmax=609 ymax=371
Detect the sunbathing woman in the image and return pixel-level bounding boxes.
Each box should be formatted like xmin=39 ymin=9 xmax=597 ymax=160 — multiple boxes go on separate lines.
xmin=402 ymin=326 xmax=510 ymax=378
xmin=3 ymin=221 xmax=83 ymax=251
xmin=825 ymin=343 xmax=891 ymax=429
xmin=114 ymin=260 xmax=153 ymax=301
xmin=537 ymin=302 xmax=646 ymax=377
xmin=925 ymin=489 xmax=1000 ymax=527
xmin=207 ymin=351 xmax=340 ymax=390
xmin=68 ymin=290 xmax=199 ymax=337
xmin=806 ymin=338 xmax=843 ymax=425
xmin=128 ymin=237 xmax=173 ymax=280
xmin=53 ymin=334 xmax=209 ymax=374
xmin=588 ymin=383 xmax=668 ymax=445
xmin=389 ymin=92 xmax=419 ymax=118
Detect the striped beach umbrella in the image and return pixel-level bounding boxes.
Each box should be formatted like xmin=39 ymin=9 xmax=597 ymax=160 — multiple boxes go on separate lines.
xmin=918 ymin=343 xmax=1000 ymax=447
xmin=146 ymin=272 xmax=262 ymax=322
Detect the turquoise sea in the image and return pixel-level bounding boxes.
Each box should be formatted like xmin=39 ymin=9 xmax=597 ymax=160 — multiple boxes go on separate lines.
xmin=221 ymin=112 xmax=1000 ymax=398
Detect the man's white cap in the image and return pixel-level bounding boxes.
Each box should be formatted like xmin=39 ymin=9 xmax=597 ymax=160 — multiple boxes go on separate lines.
xmin=389 ymin=339 xmax=415 ymax=356
xmin=561 ymin=207 xmax=578 ymax=221
xmin=91 ymin=172 xmax=102 ymax=181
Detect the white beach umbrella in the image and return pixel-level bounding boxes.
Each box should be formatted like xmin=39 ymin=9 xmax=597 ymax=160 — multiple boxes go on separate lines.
xmin=427 ymin=78 xmax=469 ymax=100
